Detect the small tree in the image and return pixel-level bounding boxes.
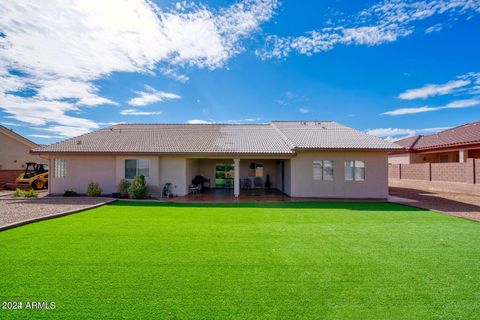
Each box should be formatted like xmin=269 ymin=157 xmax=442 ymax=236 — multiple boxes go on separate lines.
xmin=128 ymin=175 xmax=149 ymax=199
xmin=117 ymin=179 xmax=131 ymax=197
xmin=86 ymin=182 xmax=102 ymax=197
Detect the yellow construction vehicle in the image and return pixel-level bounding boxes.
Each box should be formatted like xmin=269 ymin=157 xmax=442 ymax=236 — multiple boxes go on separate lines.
xmin=10 ymin=162 xmax=49 ymax=190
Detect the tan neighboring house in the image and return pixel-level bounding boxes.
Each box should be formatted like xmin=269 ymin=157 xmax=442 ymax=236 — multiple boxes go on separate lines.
xmin=388 ymin=121 xmax=480 ymax=195
xmin=389 ymin=121 xmax=480 ymax=164
xmin=0 ymin=125 xmax=44 ymax=186
xmin=32 ymin=121 xmax=402 ymax=199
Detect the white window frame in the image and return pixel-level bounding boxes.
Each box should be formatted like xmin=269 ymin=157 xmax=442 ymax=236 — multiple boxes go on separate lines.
xmin=313 ymin=160 xmax=334 ymax=181
xmin=124 ymin=159 xmax=150 ymax=179
xmin=344 ymin=160 xmax=365 ymax=181
xmin=54 ymin=159 xmax=66 ymax=179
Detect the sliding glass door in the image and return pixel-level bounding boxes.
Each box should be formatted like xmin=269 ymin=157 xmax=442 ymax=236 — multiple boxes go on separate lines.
xmin=215 ymin=163 xmax=234 ymax=188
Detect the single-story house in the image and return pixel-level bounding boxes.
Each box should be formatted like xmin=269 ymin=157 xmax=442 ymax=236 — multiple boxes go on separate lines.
xmin=0 ymin=125 xmax=44 ymax=187
xmin=32 ymin=121 xmax=402 ymax=199
xmin=389 ymin=121 xmax=480 ymax=164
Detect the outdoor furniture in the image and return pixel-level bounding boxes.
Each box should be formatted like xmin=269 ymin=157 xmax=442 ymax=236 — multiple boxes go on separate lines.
xmin=162 ymin=183 xmax=173 ymax=198
xmin=189 ymin=185 xmax=200 ymax=195
xmin=253 ymin=177 xmax=263 ymax=188
xmin=240 ymin=178 xmax=252 ymax=189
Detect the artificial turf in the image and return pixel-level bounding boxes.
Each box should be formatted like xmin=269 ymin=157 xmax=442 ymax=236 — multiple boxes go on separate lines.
xmin=0 ymin=201 xmax=479 ymax=319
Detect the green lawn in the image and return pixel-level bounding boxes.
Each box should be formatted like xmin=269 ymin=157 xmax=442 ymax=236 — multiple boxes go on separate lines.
xmin=1 ymin=202 xmax=479 ymax=319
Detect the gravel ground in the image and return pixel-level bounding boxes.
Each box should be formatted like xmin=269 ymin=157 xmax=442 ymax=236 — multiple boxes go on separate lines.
xmin=0 ymin=196 xmax=114 ymax=228
xmin=389 ymin=187 xmax=480 ymax=221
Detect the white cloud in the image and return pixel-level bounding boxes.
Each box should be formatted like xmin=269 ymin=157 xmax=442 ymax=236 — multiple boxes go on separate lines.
xmin=298 ymin=108 xmax=310 ymax=113
xmin=425 ymin=23 xmax=443 ymax=34
xmin=0 ymin=93 xmax=98 ymax=130
xmin=398 ymin=79 xmax=471 ymax=100
xmin=382 ymin=98 xmax=480 ymax=115
xmin=257 ymin=0 xmax=480 ymax=58
xmin=367 ymin=126 xmax=450 ymax=141
xmin=120 ymin=109 xmax=162 ymax=116
xmin=128 ymin=85 xmax=181 ymax=106
xmin=187 ymin=119 xmax=211 ymax=124
xmin=0 ymin=0 xmax=278 ymax=135
xmin=29 ymin=134 xmax=64 ymax=139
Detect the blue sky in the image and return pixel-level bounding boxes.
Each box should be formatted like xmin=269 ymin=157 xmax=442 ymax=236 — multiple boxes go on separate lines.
xmin=0 ymin=0 xmax=479 ymax=143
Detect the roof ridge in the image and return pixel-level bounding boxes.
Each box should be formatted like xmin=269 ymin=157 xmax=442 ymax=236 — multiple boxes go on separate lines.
xmin=408 ymin=135 xmax=422 ymax=150
xmin=269 ymin=122 xmax=296 ymax=150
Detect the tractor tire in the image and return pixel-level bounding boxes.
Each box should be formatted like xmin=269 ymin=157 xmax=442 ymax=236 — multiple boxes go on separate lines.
xmin=32 ymin=180 xmax=45 ymax=190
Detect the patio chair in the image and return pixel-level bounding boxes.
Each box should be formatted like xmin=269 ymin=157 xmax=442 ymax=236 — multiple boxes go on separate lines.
xmin=253 ymin=177 xmax=263 ymax=189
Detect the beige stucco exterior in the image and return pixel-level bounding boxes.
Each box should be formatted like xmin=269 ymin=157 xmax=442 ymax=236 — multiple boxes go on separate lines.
xmin=0 ymin=127 xmax=43 ymax=170
xmin=288 ymin=151 xmax=389 ymax=199
xmin=47 ymin=151 xmax=389 ymax=199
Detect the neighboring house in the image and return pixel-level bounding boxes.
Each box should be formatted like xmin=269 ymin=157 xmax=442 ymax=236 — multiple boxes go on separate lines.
xmin=389 ymin=121 xmax=480 ymax=164
xmin=0 ymin=125 xmax=44 ymax=186
xmin=32 ymin=121 xmax=402 ymax=199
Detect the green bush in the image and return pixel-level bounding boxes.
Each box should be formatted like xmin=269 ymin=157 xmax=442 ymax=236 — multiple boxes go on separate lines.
xmin=13 ymin=188 xmax=38 ymax=198
xmin=117 ymin=179 xmax=131 ymax=197
xmin=23 ymin=189 xmax=38 ymax=198
xmin=128 ymin=175 xmax=149 ymax=199
xmin=63 ymin=189 xmax=78 ymax=197
xmin=86 ymin=182 xmax=102 ymax=197
xmin=13 ymin=188 xmax=23 ymax=198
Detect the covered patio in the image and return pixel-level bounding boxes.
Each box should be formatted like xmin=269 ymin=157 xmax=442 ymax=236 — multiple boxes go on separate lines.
xmin=184 ymin=157 xmax=291 ymax=198
xmin=171 ymin=188 xmax=290 ymax=202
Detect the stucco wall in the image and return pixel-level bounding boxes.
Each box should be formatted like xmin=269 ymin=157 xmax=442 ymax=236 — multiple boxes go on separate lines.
xmin=0 ymin=132 xmax=42 ymax=170
xmin=289 ymin=151 xmax=388 ymax=199
xmin=159 ymin=156 xmax=187 ymax=196
xmin=388 ymin=153 xmax=411 ymax=165
xmin=50 ymin=155 xmax=116 ymax=195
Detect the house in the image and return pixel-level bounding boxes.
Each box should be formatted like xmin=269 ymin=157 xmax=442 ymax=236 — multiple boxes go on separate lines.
xmin=31 ymin=121 xmax=402 ymax=199
xmin=389 ymin=121 xmax=480 ymax=164
xmin=0 ymin=125 xmax=44 ymax=187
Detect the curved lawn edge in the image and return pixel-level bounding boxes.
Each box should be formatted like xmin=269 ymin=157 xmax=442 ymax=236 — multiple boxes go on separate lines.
xmin=0 ymin=199 xmax=117 ymax=232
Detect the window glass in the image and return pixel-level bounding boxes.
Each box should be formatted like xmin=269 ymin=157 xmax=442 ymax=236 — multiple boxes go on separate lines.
xmin=313 ymin=161 xmax=322 ymax=180
xmin=323 ymin=160 xmax=334 ymax=181
xmin=439 ymin=155 xmax=449 ymax=163
xmin=249 ymin=162 xmax=264 ymax=177
xmin=354 ymin=160 xmax=365 ymax=181
xmin=125 ymin=159 xmax=137 ymax=179
xmin=138 ymin=159 xmax=150 ymax=177
xmin=54 ymin=159 xmax=66 ymax=178
xmin=344 ymin=161 xmax=354 ymax=181
xmin=255 ymin=163 xmax=264 ymax=177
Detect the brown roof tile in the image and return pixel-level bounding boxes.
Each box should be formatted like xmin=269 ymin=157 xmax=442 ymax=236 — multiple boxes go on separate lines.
xmin=33 ymin=121 xmax=403 ymax=154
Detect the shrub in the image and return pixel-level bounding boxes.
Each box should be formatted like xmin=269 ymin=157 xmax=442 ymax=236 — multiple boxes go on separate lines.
xmin=63 ymin=189 xmax=78 ymax=197
xmin=23 ymin=189 xmax=38 ymax=198
xmin=13 ymin=188 xmax=23 ymax=198
xmin=128 ymin=175 xmax=149 ymax=199
xmin=86 ymin=182 xmax=102 ymax=197
xmin=117 ymin=179 xmax=131 ymax=197
xmin=13 ymin=188 xmax=38 ymax=198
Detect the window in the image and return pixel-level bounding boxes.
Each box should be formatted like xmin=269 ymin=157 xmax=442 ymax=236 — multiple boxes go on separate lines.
xmin=313 ymin=160 xmax=334 ymax=181
xmin=54 ymin=159 xmax=66 ymax=178
xmin=125 ymin=159 xmax=150 ymax=179
xmin=345 ymin=160 xmax=365 ymax=181
xmin=439 ymin=154 xmax=449 ymax=163
xmin=248 ymin=162 xmax=264 ymax=178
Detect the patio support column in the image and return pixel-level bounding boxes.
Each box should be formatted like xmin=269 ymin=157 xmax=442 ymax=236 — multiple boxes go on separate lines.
xmin=234 ymin=158 xmax=240 ymax=197
xmin=459 ymin=149 xmax=466 ymax=163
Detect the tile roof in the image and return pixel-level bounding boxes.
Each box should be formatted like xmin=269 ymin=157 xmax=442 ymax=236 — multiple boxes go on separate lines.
xmin=271 ymin=121 xmax=403 ymax=150
xmin=394 ymin=135 xmax=421 ymax=150
xmin=33 ymin=121 xmax=403 ymax=154
xmin=394 ymin=121 xmax=480 ymax=151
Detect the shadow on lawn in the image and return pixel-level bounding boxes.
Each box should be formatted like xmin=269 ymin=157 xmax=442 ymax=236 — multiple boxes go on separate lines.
xmin=107 ymin=200 xmax=423 ymax=212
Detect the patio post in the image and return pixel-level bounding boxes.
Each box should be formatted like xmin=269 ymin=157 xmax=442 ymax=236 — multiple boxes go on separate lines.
xmin=234 ymin=158 xmax=240 ymax=197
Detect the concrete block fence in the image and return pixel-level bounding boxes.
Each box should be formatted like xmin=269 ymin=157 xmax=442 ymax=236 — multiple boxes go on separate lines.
xmin=389 ymin=159 xmax=480 ymax=195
